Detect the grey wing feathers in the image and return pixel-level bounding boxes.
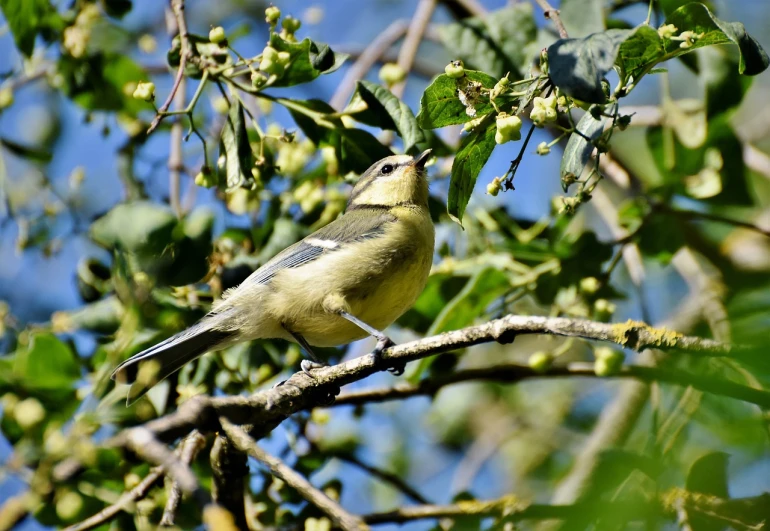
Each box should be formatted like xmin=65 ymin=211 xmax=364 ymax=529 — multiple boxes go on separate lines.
xmin=241 ymin=209 xmax=396 ymax=288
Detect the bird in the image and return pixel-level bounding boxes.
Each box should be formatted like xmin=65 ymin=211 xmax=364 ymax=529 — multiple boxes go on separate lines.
xmin=112 ymin=149 xmax=435 ymax=404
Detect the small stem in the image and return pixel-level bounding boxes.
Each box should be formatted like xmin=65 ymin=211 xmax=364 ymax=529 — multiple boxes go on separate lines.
xmin=532 ymin=0 xmax=569 ymax=39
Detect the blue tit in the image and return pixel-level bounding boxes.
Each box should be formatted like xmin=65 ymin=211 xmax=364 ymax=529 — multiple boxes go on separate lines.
xmin=112 ymin=149 xmax=435 ymax=403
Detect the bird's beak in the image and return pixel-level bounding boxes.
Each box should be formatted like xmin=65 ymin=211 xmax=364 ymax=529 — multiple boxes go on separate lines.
xmin=412 ymin=149 xmax=433 ymax=169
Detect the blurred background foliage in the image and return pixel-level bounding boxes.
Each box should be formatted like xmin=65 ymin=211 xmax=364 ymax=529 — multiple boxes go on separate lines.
xmin=0 ymin=0 xmax=770 ymax=529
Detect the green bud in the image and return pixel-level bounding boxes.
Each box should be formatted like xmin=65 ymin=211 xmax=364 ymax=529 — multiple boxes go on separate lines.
xmin=209 ymin=26 xmax=226 ymax=45
xmin=536 ymin=142 xmax=550 ymax=156
xmin=265 ymin=6 xmax=281 ymax=24
xmin=594 ymin=347 xmax=624 ymax=376
xmin=15 ymin=397 xmax=46 ymax=430
xmin=56 ymin=491 xmax=84 ymax=521
xmin=528 ymin=351 xmax=552 ymax=373
xmin=594 ymin=298 xmax=616 ymax=321
xmin=0 ymin=86 xmax=13 ymax=109
xmin=132 ymin=81 xmax=155 ymax=102
xmin=486 ymin=177 xmax=502 ymax=196
xmin=282 ymin=16 xmax=301 ymax=34
xmin=251 ymin=70 xmax=267 ymax=88
xmin=379 ymin=63 xmax=406 ymax=85
xmin=444 ymin=60 xmax=465 ymax=79
xmin=277 ymin=51 xmax=291 ymax=65
xmin=579 ymin=276 xmax=600 ymax=294
xmin=495 ymin=113 xmax=522 ymax=144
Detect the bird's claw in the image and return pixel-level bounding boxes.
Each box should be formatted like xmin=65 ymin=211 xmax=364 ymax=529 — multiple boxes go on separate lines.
xmin=372 ymin=336 xmax=405 ymax=375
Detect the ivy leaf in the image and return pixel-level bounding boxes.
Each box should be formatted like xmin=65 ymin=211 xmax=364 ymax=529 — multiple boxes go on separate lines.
xmin=416 ymin=70 xmax=498 ymax=129
xmin=548 ymin=29 xmax=631 ymax=104
xmin=448 ymin=116 xmax=496 ymax=224
xmin=0 ymin=0 xmax=56 ymax=57
xmin=346 ymin=80 xmax=425 ymax=152
xmin=220 ymin=99 xmax=255 ymax=190
xmin=560 ymin=112 xmax=607 ymax=190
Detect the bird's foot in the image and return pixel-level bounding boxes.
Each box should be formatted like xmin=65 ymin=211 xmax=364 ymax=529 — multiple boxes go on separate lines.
xmin=372 ymin=336 xmax=405 ymax=375
xmin=299 ymin=359 xmax=340 ymax=405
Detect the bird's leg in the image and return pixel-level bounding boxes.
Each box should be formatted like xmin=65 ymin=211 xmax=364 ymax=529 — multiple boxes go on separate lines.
xmin=338 ymin=311 xmax=405 ymax=375
xmin=279 ymin=327 xmax=339 ymax=405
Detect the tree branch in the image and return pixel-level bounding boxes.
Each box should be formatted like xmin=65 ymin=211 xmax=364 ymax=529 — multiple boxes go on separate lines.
xmin=147 ymin=0 xmax=190 ymax=136
xmin=391 ymin=0 xmax=437 ymax=99
xmin=159 ymin=430 xmax=206 ymax=526
xmin=332 ymin=452 xmax=430 ymax=505
xmin=211 ymin=433 xmax=249 ymax=531
xmin=220 ymin=419 xmax=369 ymax=531
xmin=102 ymin=314 xmax=742 ymax=449
xmin=330 ymin=362 xmax=770 ymax=409
xmin=532 ymin=0 xmax=569 ymax=39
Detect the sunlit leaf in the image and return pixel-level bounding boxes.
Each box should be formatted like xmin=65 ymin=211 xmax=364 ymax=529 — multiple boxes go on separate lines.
xmin=448 ymin=116 xmax=496 ymax=223
xmin=416 ymin=70 xmax=498 ymax=129
xmin=220 ymin=99 xmax=255 ymax=190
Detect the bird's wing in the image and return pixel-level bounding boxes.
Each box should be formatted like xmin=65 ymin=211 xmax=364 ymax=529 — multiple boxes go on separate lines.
xmin=241 ymin=208 xmax=397 ymax=287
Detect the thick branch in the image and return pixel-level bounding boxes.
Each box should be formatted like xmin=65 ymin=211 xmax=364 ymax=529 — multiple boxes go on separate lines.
xmin=220 ymin=419 xmax=369 ymax=531
xmin=105 ymin=315 xmax=741 ymax=447
xmin=211 ymin=433 xmax=249 ymax=531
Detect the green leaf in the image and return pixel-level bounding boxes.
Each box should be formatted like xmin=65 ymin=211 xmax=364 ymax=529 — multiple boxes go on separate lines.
xmin=13 ymin=333 xmax=80 ymax=391
xmin=616 ymin=3 xmax=769 ymax=87
xmin=560 ymin=112 xmax=608 ymax=190
xmin=346 ymin=80 xmax=425 ymax=152
xmin=664 ymin=2 xmax=768 ymax=76
xmin=548 ymin=29 xmax=631 ymax=103
xmin=0 ymin=0 xmax=55 ymax=57
xmin=220 ymin=99 xmax=255 ymax=190
xmin=0 ymin=138 xmax=52 ymax=162
xmin=408 ymin=268 xmax=510 ymax=381
xmin=560 ymin=0 xmax=605 ymax=37
xmin=58 ymin=53 xmax=147 ymax=116
xmin=286 ymin=98 xmax=392 ymax=174
xmin=416 ymin=70 xmax=498 ymax=129
xmin=90 ymin=201 xmax=178 ymax=254
xmin=448 ymin=116 xmax=496 ymax=224
xmin=269 ymin=35 xmax=347 ymax=87
xmin=439 ymin=4 xmax=536 ymax=79
xmin=158 ymin=207 xmax=215 ymax=286
xmin=103 ymin=0 xmax=132 ymax=18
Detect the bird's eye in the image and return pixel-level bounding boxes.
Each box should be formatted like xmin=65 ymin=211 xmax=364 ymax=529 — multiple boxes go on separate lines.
xmin=380 ymin=164 xmax=394 ymax=175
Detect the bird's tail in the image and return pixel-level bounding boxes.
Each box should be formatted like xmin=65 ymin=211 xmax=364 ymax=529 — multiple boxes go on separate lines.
xmin=111 ymin=318 xmax=235 ymax=404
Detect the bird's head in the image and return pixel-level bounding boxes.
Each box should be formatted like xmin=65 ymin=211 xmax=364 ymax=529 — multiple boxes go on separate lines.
xmin=347 ymin=149 xmax=432 ymax=210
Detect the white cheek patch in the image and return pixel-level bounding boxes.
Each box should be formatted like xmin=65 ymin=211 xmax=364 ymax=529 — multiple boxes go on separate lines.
xmin=307 ymin=238 xmax=339 ymax=249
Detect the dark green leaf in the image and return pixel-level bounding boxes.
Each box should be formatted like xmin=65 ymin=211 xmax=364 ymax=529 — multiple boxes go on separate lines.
xmin=90 ymin=201 xmax=178 ymax=254
xmin=269 ymin=35 xmax=347 ymax=87
xmin=337 ymin=128 xmax=393 ymax=174
xmin=448 ymin=116 xmax=496 ymax=223
xmin=548 ymin=29 xmax=631 ymax=103
xmin=408 ymin=268 xmax=510 ymax=382
xmin=103 ymin=0 xmax=132 ymax=18
xmin=416 ymin=70 xmax=498 ymax=129
xmin=58 ymin=296 xmax=123 ymax=334
xmin=220 ymin=99 xmax=255 ymax=190
xmin=560 ymin=112 xmax=608 ymax=190
xmin=0 ymin=0 xmax=55 ymax=57
xmin=439 ymin=4 xmax=536 ymax=79
xmin=347 ymin=80 xmax=425 ymax=152
xmin=0 ymin=138 xmax=52 ymax=162
xmin=664 ymin=3 xmax=768 ymax=76
xmin=158 ymin=207 xmax=215 ymax=286
xmin=560 ymin=0 xmax=605 ymax=37
xmin=58 ymin=53 xmax=147 ymax=116
xmin=700 ymin=46 xmax=753 ymax=119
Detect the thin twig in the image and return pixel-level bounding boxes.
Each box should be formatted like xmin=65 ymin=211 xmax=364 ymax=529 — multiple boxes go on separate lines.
xmin=330 ymin=362 xmax=770 ymax=409
xmin=0 ymin=492 xmax=33 ymax=531
xmin=220 ymin=419 xmax=369 ymax=531
xmin=532 ymin=0 xmax=569 ymax=39
xmin=63 ymin=468 xmax=165 ymax=531
xmin=159 ymin=430 xmax=206 ymax=526
xmin=147 ymin=0 xmax=190 ymax=136
xmin=329 ymin=20 xmax=409 ymax=110
xmin=391 ymin=0 xmax=437 ymax=99
xmin=333 ymin=452 xmax=430 ymax=505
